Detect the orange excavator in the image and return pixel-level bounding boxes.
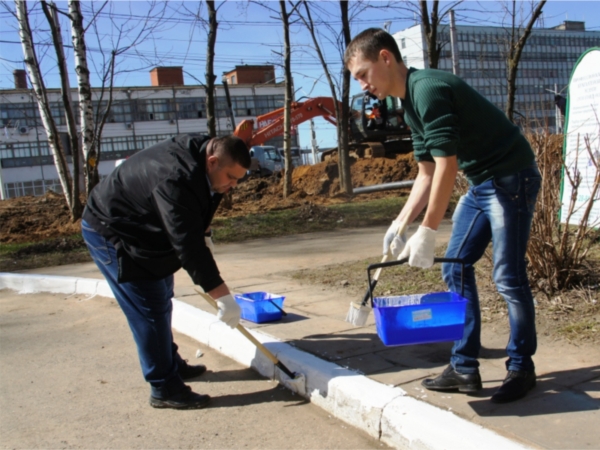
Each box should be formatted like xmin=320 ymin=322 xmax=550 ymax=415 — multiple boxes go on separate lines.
xmin=233 ymin=94 xmax=412 ymax=162
xmin=234 ymin=97 xmax=338 ymax=148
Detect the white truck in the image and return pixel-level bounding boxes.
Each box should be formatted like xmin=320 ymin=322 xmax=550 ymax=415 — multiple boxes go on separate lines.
xmin=249 ymin=145 xmax=283 ymax=176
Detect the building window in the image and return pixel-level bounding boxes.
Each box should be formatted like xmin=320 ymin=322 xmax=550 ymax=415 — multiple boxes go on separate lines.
xmin=253 ymin=94 xmax=284 ymax=116
xmin=135 ymin=98 xmax=175 ymax=121
xmin=0 ymin=101 xmax=40 ymax=127
xmin=97 ymin=100 xmax=133 ymax=123
xmin=401 ymin=38 xmax=406 ymax=49
xmin=232 ymin=96 xmax=256 ymax=117
xmin=3 ymin=178 xmax=63 ymax=199
xmin=176 ymin=97 xmax=206 ymax=120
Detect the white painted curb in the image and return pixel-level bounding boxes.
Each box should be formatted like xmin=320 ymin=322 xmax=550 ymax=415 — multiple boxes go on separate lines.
xmin=0 ymin=273 xmax=529 ymax=450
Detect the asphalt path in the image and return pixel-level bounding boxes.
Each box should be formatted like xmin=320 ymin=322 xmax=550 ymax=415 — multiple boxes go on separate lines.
xmin=0 ymin=290 xmax=387 ymax=449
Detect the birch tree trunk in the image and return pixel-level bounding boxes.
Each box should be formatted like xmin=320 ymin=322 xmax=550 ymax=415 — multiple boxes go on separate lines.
xmin=69 ymin=0 xmax=98 ymax=195
xmin=41 ymin=1 xmax=82 ymax=218
xmin=16 ymin=0 xmax=81 ymax=220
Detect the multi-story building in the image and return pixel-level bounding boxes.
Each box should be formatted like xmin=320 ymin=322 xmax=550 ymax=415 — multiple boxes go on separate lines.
xmin=393 ymin=20 xmax=600 ymax=130
xmin=0 ymin=65 xmax=293 ymax=199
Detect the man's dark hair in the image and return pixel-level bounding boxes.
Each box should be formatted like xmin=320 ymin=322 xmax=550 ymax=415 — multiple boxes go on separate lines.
xmin=210 ymin=135 xmax=251 ymax=169
xmin=344 ymin=28 xmax=402 ymax=66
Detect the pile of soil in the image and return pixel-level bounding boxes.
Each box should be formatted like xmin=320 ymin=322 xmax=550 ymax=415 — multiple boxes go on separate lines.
xmin=223 ymin=153 xmax=417 ymax=217
xmin=0 ymin=154 xmax=417 ymax=244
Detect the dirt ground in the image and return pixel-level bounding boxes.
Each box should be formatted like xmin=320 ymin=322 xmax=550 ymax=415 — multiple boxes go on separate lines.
xmin=0 ymin=154 xmax=417 ymax=244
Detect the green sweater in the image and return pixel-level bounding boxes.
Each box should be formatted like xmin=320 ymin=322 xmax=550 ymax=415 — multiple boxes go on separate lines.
xmin=402 ymin=68 xmax=534 ymax=185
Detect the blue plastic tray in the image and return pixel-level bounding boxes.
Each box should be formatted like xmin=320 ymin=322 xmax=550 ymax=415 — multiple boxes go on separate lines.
xmin=234 ymin=292 xmax=285 ymax=323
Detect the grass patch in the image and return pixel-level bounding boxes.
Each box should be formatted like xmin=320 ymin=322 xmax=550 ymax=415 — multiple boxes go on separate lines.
xmin=213 ymin=196 xmax=408 ymax=243
xmin=1 ymin=196 xmax=409 ymax=272
xmin=289 ymin=249 xmax=450 ymax=299
xmin=0 ymin=235 xmax=90 ymax=272
xmin=557 ymin=319 xmax=600 ymax=341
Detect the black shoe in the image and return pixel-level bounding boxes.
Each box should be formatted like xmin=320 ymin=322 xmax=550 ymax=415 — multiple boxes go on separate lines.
xmin=422 ymin=365 xmax=482 ymax=393
xmin=490 ymin=370 xmax=536 ymax=403
xmin=149 ymin=386 xmax=211 ymax=410
xmin=178 ymin=359 xmax=207 ymax=380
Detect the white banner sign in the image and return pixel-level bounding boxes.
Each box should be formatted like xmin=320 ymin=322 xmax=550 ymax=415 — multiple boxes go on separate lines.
xmin=560 ymin=48 xmax=600 ymax=227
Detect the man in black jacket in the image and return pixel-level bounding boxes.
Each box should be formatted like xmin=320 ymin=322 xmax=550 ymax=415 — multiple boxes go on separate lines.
xmin=81 ymin=134 xmax=251 ymax=410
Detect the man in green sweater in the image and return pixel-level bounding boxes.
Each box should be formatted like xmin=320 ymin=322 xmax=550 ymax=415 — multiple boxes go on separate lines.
xmin=345 ymin=28 xmax=541 ymax=403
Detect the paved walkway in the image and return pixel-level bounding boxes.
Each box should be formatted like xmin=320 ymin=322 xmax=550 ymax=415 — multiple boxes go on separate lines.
xmin=4 ymin=222 xmax=599 ymax=449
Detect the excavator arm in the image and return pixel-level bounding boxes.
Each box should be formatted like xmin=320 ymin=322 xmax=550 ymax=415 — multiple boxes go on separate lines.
xmin=234 ymin=96 xmax=341 ymax=148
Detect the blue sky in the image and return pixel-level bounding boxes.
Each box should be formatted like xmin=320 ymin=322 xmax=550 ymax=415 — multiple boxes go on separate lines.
xmin=1 ymin=0 xmax=599 ymax=149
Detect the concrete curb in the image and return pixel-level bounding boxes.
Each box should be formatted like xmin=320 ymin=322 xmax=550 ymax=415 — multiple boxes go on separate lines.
xmin=1 ymin=273 xmax=529 ymax=449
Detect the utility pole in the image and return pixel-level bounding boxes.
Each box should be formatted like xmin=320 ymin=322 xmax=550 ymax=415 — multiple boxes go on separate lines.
xmin=222 ymin=78 xmax=236 ymax=131
xmin=310 ymin=119 xmax=318 ymax=165
xmin=449 ymin=10 xmax=460 ymax=76
xmin=554 ymin=83 xmax=561 ymax=133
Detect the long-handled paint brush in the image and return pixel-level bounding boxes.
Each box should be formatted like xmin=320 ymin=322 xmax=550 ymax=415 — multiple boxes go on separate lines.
xmin=196 ymin=290 xmax=306 ymax=396
xmin=345 ymin=213 xmax=411 ymax=326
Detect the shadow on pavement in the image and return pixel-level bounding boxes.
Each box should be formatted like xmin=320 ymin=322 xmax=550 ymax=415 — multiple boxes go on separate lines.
xmin=208 ymin=385 xmax=309 ymax=409
xmin=468 ymin=365 xmax=600 ymax=417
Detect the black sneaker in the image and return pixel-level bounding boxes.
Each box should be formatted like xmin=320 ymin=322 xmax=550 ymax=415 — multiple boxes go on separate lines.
xmin=422 ymin=365 xmax=482 ymax=393
xmin=149 ymin=386 xmax=211 ymax=410
xmin=178 ymin=360 xmax=207 ymax=380
xmin=490 ymin=370 xmax=536 ymax=403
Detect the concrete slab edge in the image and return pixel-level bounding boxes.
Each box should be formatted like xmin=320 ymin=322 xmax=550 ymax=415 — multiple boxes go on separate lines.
xmin=0 ymin=273 xmax=530 ymax=450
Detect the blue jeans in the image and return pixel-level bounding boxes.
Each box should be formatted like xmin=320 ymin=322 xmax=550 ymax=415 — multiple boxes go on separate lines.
xmin=81 ymin=220 xmax=187 ymax=399
xmin=442 ymin=164 xmax=541 ymax=374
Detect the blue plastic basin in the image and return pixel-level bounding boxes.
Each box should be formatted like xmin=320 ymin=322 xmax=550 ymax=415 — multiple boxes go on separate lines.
xmin=373 ymin=292 xmax=467 ymax=346
xmin=234 ymin=292 xmax=285 ymax=323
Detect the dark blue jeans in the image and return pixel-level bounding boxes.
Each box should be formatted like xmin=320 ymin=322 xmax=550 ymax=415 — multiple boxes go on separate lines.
xmin=442 ymin=164 xmax=541 ymax=374
xmin=81 ymin=220 xmax=187 ymax=399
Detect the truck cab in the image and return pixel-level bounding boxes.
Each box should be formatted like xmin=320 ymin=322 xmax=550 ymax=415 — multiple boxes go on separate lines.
xmin=249 ymin=145 xmax=283 ymax=176
xmin=277 ymin=147 xmax=302 ymax=167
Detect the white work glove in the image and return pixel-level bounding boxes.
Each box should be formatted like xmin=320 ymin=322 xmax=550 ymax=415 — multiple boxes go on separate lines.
xmin=383 ymin=219 xmax=407 ymax=258
xmin=205 ymin=231 xmax=214 ymax=253
xmin=215 ymin=294 xmax=241 ymax=329
xmin=398 ymin=226 xmax=437 ymax=268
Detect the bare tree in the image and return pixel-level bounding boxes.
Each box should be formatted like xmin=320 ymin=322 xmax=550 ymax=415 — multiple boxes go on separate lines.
xmin=391 ymin=1 xmax=462 ymax=69
xmin=69 ymin=0 xmax=100 ymax=195
xmin=297 ymin=0 xmax=344 ymax=176
xmin=205 ymin=1 xmax=218 ymax=137
xmin=84 ymin=1 xmax=169 ymax=191
xmin=179 ymin=1 xmax=226 ymax=138
xmin=252 ymin=1 xmax=301 ymax=198
xmin=12 ymin=0 xmax=170 ymax=215
xmin=338 ymin=0 xmax=352 ymax=194
xmin=279 ymin=1 xmax=302 ymax=197
xmin=421 ymin=1 xmax=442 ymax=68
xmin=502 ymin=0 xmax=546 ymax=122
xmin=15 ymin=0 xmax=81 ymax=220
xmin=296 ymin=1 xmax=370 ymax=194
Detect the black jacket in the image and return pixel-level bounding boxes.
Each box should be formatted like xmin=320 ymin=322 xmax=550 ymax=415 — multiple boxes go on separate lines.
xmin=83 ymin=134 xmax=224 ymax=291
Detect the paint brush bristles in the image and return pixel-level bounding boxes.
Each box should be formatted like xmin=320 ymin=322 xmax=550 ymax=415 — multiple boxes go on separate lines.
xmin=345 ymin=301 xmax=371 ymax=326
